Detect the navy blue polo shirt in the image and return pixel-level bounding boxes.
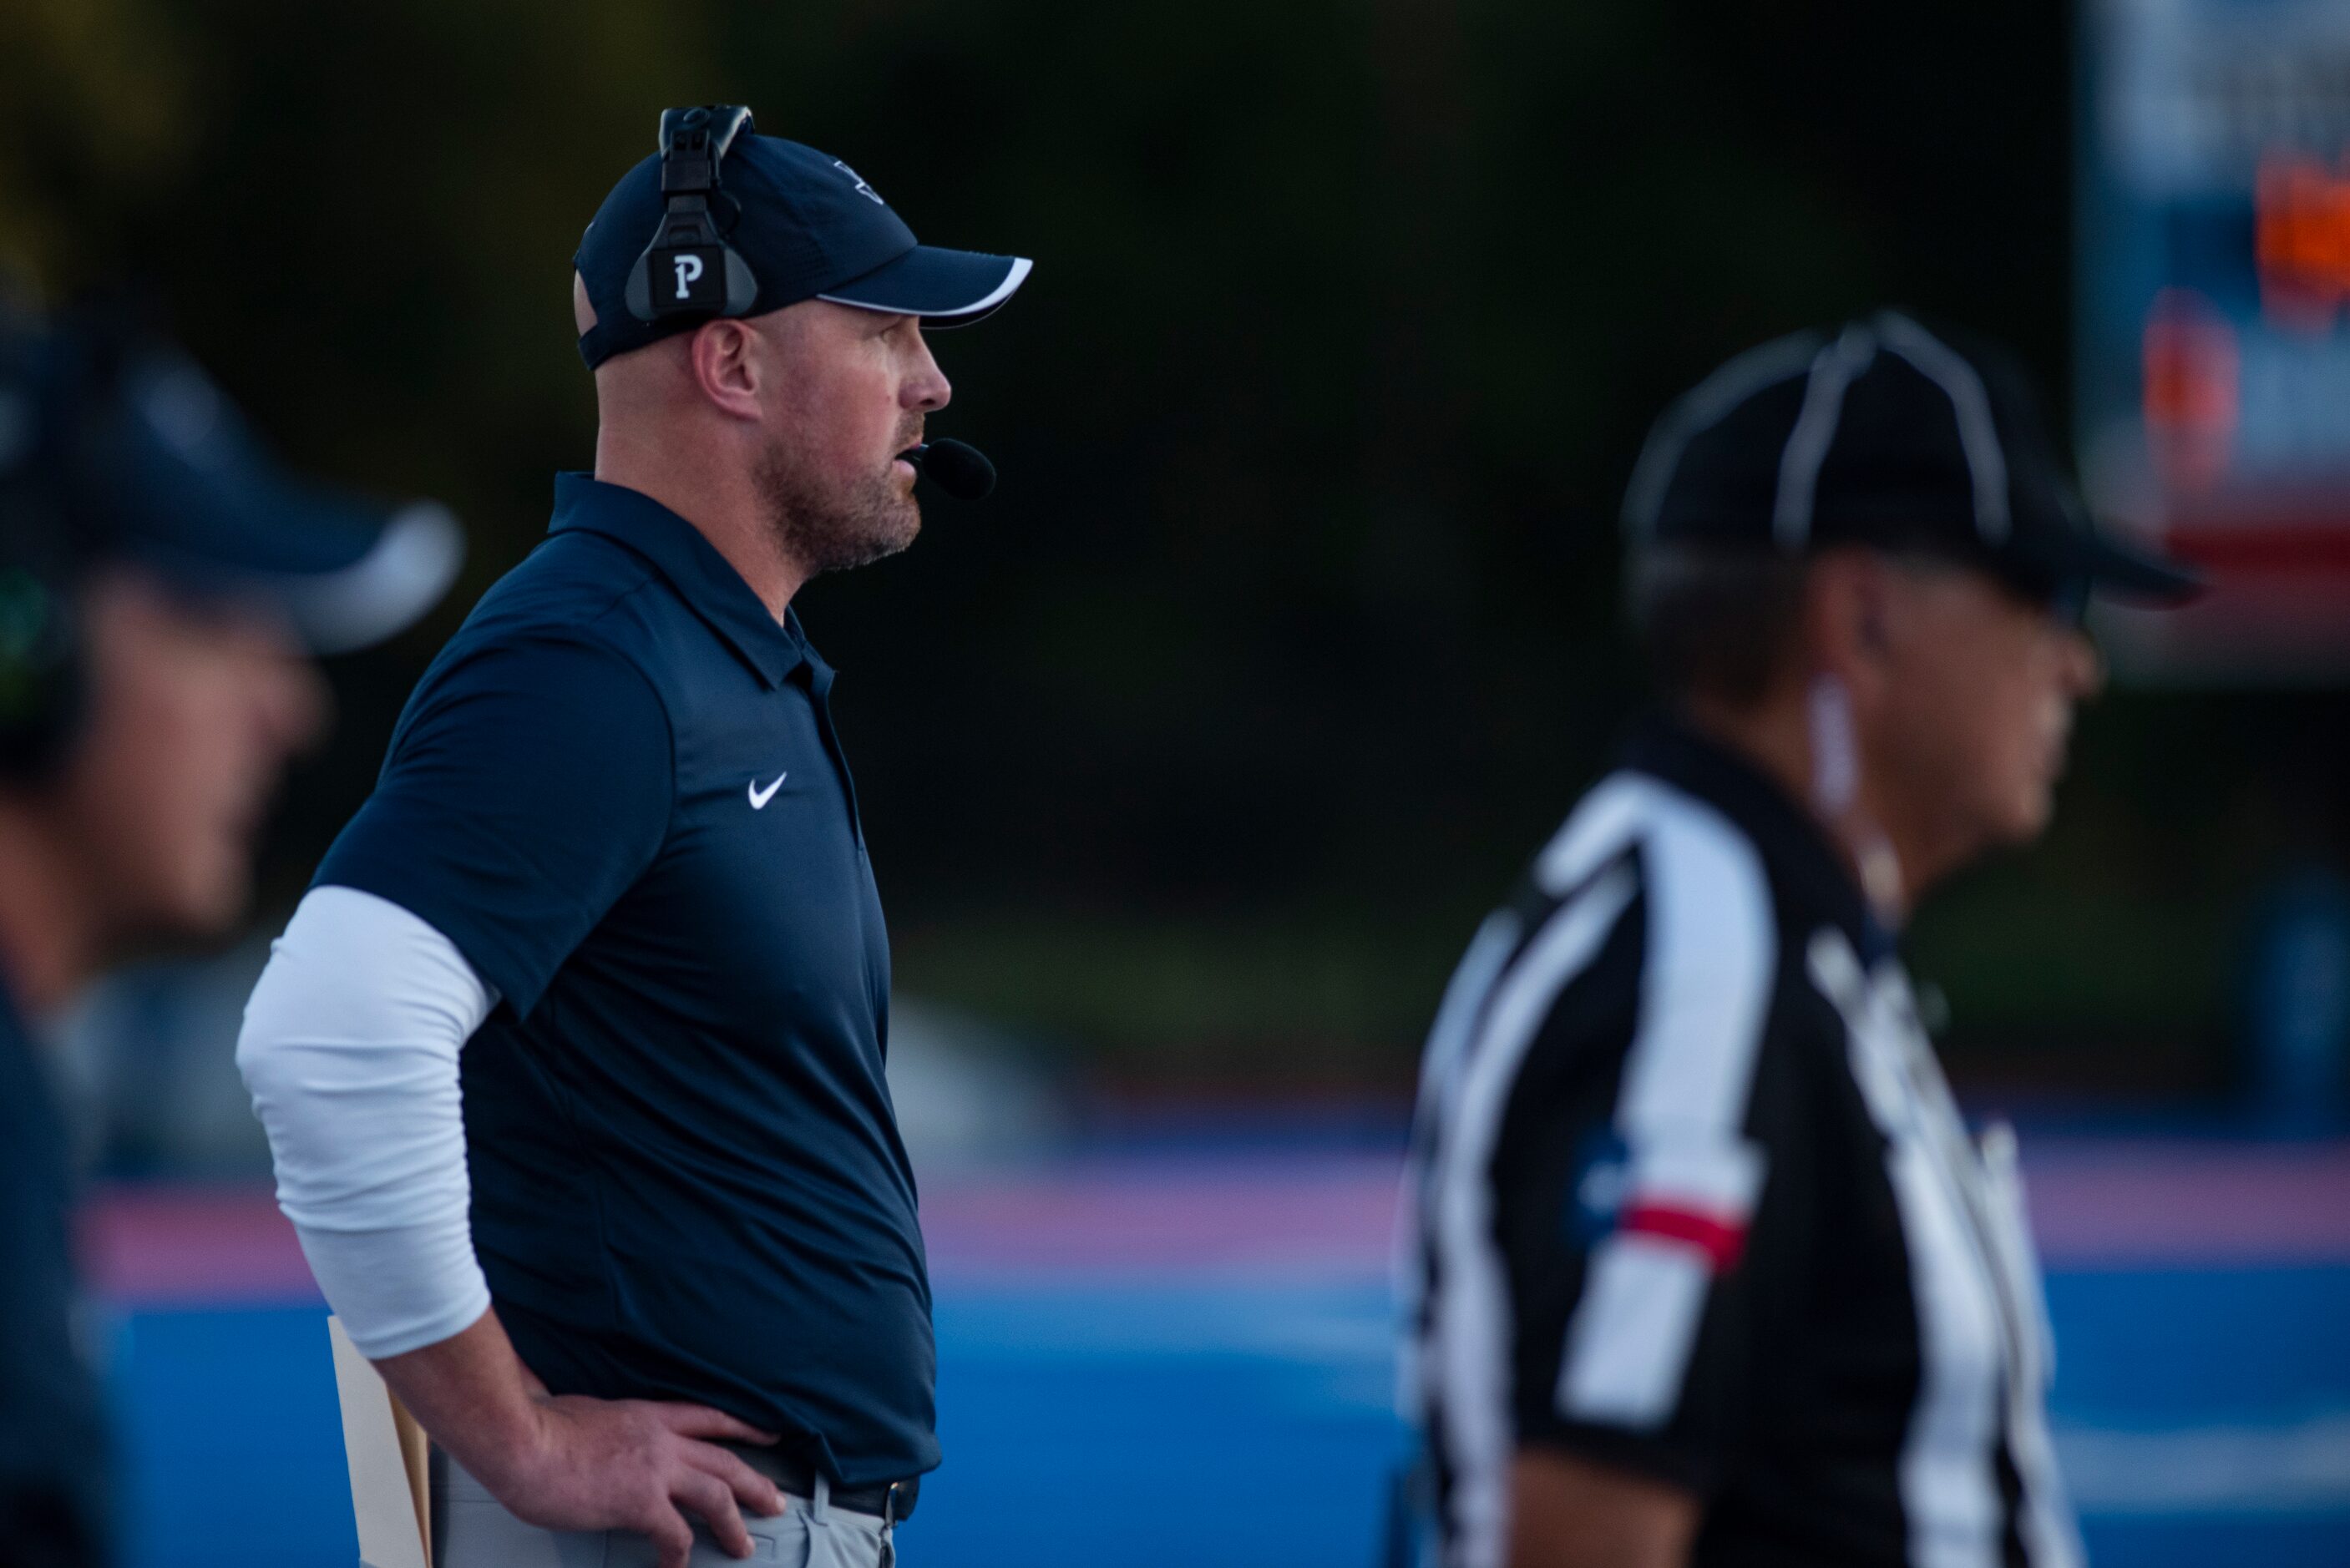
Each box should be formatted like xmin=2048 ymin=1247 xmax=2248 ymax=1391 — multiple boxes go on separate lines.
xmin=315 ymin=474 xmax=934 ymax=1486
xmin=0 ymin=979 xmax=110 ymax=1565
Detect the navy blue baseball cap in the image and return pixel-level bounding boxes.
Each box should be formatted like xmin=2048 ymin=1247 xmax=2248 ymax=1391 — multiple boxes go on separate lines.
xmin=573 ymin=119 xmax=1032 ymax=370
xmin=0 ymin=302 xmax=463 ymax=654
xmin=1623 ymin=311 xmax=2200 ymax=609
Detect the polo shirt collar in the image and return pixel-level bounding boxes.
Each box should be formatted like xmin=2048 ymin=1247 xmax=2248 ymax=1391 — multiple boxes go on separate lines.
xmin=549 ymin=473 xmax=828 ymax=690
xmin=1621 ymin=711 xmax=1897 ymax=965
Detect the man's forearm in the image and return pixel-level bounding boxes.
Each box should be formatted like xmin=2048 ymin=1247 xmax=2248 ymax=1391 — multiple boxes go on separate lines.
xmin=368 ymin=1309 xmax=788 ymax=1560
xmin=372 ymin=1308 xmax=547 ymax=1493
xmin=1509 ymin=1449 xmax=1699 ymax=1568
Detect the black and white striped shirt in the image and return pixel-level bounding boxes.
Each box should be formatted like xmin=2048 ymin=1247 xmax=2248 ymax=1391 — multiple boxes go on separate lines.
xmin=1399 ymin=719 xmax=2080 ymax=1568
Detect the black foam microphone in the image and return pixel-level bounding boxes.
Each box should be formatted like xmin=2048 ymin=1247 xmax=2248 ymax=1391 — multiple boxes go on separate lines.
xmin=899 ymin=438 xmax=996 ymax=500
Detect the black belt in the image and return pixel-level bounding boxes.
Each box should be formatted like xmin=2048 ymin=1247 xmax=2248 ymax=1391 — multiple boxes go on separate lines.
xmin=732 ymin=1445 xmax=920 ymax=1524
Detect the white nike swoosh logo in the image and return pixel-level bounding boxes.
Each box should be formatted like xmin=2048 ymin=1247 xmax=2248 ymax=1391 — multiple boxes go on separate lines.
xmin=748 ymin=771 xmax=788 ymax=809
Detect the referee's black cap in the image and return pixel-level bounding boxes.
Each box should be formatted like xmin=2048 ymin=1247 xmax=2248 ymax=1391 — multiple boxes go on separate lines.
xmin=573 ymin=124 xmax=1031 ymax=371
xmin=0 ymin=298 xmax=463 ymax=653
xmin=1623 ymin=311 xmax=2200 ymax=608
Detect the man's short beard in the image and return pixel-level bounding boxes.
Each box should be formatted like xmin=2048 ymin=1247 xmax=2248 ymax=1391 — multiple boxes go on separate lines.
xmin=755 ymin=441 xmax=922 ymax=579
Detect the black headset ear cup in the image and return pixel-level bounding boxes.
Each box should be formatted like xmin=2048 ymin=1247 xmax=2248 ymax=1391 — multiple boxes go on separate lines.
xmin=0 ymin=561 xmax=85 ymax=785
xmin=0 ymin=301 xmax=91 ymax=784
xmin=626 ymin=104 xmax=762 ymax=325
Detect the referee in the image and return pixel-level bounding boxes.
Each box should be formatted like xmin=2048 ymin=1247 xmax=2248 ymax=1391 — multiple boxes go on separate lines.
xmin=237 ymin=109 xmax=1028 ymax=1567
xmin=0 ymin=301 xmax=458 ymax=1566
xmin=1399 ymin=313 xmax=2196 ymax=1568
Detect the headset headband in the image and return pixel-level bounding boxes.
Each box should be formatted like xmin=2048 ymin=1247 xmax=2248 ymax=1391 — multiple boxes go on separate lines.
xmin=623 ymin=105 xmax=762 ymax=323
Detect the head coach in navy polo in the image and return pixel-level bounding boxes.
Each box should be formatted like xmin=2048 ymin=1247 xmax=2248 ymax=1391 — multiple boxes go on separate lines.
xmin=0 ymin=297 xmax=459 ymax=1568
xmin=237 ymin=107 xmax=1029 ymax=1568
xmin=1398 ymin=313 xmax=2198 ymax=1568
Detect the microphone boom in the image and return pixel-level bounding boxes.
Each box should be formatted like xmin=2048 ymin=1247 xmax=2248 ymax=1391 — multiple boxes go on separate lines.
xmin=899 ymin=438 xmax=997 ymax=501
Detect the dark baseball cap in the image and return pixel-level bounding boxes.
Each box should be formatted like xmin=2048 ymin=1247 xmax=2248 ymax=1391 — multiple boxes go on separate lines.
xmin=0 ymin=303 xmax=463 ymax=654
xmin=573 ymin=121 xmax=1032 ymax=370
xmin=1622 ymin=311 xmax=2199 ymax=609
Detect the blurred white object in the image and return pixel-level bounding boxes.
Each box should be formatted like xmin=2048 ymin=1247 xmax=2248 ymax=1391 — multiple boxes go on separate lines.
xmin=886 ymin=997 xmax=1069 ymax=1173
xmin=55 ymin=933 xmax=277 ymax=1171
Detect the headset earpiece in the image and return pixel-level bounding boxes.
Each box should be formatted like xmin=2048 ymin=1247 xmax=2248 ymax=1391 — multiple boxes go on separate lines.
xmin=625 ymin=105 xmax=762 ymax=323
xmin=0 ymin=412 xmax=85 ymax=785
xmin=0 ymin=311 xmax=113 ymax=785
xmin=0 ymin=558 xmax=84 ymax=786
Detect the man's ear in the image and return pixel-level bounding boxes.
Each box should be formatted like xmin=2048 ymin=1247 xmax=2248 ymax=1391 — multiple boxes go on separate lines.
xmin=685 ymin=320 xmax=765 ymax=420
xmin=1804 ymin=549 xmax=1895 ymax=692
xmin=572 ymin=272 xmax=598 ymax=336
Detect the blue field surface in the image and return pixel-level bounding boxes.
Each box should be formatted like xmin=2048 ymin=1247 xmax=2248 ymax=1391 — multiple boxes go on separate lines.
xmin=109 ymin=1262 xmax=2350 ymax=1566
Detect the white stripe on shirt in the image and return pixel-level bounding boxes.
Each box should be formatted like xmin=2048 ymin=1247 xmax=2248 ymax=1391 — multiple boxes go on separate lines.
xmin=1428 ymin=858 xmax=1641 ymax=1568
xmin=1556 ymin=783 xmax=1775 ymax=1427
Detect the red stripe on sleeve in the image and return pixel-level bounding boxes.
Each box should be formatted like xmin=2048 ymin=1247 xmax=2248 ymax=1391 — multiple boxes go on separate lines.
xmin=1619 ymin=1202 xmax=1748 ymax=1271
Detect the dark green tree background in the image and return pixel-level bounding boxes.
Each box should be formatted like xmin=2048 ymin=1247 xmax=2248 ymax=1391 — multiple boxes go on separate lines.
xmin=7 ymin=0 xmax=2333 ymax=1090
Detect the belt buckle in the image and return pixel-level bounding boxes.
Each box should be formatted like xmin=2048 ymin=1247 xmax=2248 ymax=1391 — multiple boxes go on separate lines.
xmin=883 ymin=1479 xmax=899 ymax=1530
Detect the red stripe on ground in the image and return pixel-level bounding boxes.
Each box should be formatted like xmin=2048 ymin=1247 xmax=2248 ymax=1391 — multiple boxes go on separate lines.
xmin=77 ymin=1141 xmax=2350 ymax=1305
xmin=79 ymin=1186 xmax=318 ymax=1307
xmin=2018 ymin=1142 xmax=2350 ymax=1267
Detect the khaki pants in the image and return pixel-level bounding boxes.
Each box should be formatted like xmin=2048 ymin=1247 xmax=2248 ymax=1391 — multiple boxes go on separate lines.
xmin=431 ymin=1449 xmax=898 ymax=1568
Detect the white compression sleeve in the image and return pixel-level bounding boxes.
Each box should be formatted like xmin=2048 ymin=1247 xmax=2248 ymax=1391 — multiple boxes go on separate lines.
xmin=237 ymin=885 xmax=500 ymax=1359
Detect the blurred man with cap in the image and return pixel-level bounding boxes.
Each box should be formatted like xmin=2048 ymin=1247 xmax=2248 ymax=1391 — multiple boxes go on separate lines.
xmin=238 ymin=107 xmax=1029 ymax=1568
xmin=0 ymin=302 xmax=460 ymax=1567
xmin=1398 ymin=312 xmax=2197 ymax=1568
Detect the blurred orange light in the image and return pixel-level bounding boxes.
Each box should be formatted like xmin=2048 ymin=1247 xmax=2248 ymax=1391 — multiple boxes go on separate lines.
xmin=2255 ymin=149 xmax=2350 ymax=332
